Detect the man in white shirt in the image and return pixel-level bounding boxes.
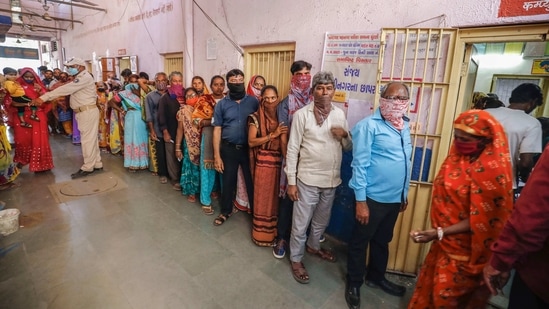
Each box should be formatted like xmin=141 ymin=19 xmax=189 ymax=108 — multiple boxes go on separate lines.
xmin=285 ymin=71 xmax=352 ymax=284
xmin=485 ymin=83 xmax=543 ymax=188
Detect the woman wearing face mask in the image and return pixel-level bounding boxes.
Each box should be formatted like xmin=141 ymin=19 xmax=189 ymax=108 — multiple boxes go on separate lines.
xmin=9 ymin=67 xmax=54 ymax=172
xmin=108 ymin=74 xmax=149 ymax=172
xmin=175 ymin=87 xmax=201 ymax=203
xmin=247 ymin=85 xmax=288 ymax=245
xmin=408 ymin=110 xmax=514 ymax=308
xmin=108 ymin=79 xmax=124 ymax=155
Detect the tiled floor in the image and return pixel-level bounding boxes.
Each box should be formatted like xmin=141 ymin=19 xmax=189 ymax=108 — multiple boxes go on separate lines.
xmin=0 ymin=133 xmax=416 ymax=308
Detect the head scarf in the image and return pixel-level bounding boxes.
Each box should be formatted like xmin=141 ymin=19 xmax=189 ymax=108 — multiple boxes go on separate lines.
xmin=379 ymin=97 xmax=409 ymax=130
xmin=288 ymin=74 xmax=312 ymax=126
xmin=16 ymin=67 xmax=46 ymax=99
xmin=246 ymin=75 xmax=263 ymax=100
xmin=432 ymin=109 xmax=513 ymax=274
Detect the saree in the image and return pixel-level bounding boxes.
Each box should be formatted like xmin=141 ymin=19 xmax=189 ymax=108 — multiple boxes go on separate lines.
xmin=178 ymin=105 xmax=200 ymax=196
xmin=409 ymin=110 xmax=514 ymax=309
xmin=118 ymin=89 xmax=148 ymax=169
xmin=248 ymin=105 xmax=283 ymax=246
xmin=11 ymin=68 xmax=54 ymax=172
xmin=0 ymin=125 xmax=19 ymax=185
xmin=109 ymin=105 xmax=124 ymax=155
xmin=192 ymin=94 xmax=218 ymax=206
xmin=97 ymin=91 xmax=109 ymax=148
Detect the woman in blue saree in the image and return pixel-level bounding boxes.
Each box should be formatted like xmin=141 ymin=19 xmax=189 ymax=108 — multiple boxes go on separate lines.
xmin=109 ymin=74 xmax=149 ymax=171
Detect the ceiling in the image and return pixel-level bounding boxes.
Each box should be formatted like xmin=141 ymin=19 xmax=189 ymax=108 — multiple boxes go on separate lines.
xmin=1 ymin=0 xmax=106 ymax=42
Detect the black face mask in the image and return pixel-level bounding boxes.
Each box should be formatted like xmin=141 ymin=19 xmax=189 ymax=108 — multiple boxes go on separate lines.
xmin=227 ymin=82 xmax=245 ymax=100
xmin=97 ymin=88 xmax=106 ymax=92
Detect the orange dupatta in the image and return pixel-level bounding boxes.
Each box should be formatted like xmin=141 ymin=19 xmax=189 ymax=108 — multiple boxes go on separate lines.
xmin=431 ymin=109 xmax=514 ymax=274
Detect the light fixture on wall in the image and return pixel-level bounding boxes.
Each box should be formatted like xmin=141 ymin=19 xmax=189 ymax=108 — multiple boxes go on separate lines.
xmin=42 ymin=1 xmax=53 ymax=21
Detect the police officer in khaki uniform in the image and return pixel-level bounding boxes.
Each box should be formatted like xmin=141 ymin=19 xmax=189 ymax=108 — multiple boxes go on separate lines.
xmin=33 ymin=57 xmax=103 ymax=179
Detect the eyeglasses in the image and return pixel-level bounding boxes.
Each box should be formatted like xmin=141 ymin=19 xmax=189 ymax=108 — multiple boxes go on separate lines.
xmin=185 ymin=93 xmax=197 ymax=99
xmin=382 ymin=96 xmax=410 ymax=101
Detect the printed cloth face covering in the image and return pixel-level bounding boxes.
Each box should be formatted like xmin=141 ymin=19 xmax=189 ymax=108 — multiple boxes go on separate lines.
xmin=379 ymin=97 xmax=409 ymax=130
xmin=288 ymin=74 xmax=312 ymax=125
xmin=313 ymin=96 xmax=333 ymax=126
xmin=168 ymin=84 xmax=185 ymax=104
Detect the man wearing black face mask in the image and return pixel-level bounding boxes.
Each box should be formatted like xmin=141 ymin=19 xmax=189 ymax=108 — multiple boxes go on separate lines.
xmin=212 ymin=69 xmax=259 ymax=226
xmin=485 ymin=83 xmax=543 ymax=189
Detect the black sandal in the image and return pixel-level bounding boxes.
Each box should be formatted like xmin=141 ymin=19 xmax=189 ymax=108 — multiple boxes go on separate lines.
xmin=20 ymin=122 xmax=32 ymax=128
xmin=213 ymin=214 xmax=228 ymax=226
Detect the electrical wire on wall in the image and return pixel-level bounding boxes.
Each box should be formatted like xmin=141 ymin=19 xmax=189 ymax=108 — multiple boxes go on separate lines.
xmin=193 ymin=0 xmax=243 ymax=56
xmin=134 ymin=0 xmax=161 ymax=55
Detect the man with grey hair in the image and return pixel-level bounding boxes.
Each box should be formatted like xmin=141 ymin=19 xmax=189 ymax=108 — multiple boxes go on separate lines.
xmin=285 ymin=71 xmax=352 ymax=284
xmin=158 ymin=71 xmax=184 ymax=189
xmin=345 ymin=82 xmax=412 ymax=308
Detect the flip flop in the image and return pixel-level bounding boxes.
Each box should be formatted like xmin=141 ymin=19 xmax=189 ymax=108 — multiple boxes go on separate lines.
xmin=202 ymin=205 xmax=214 ymax=215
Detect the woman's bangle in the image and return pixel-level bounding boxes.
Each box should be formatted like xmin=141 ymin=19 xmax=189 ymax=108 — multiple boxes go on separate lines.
xmin=175 ymin=149 xmax=182 ymax=152
xmin=267 ymin=133 xmax=272 ymax=141
xmin=437 ymin=227 xmax=444 ymax=241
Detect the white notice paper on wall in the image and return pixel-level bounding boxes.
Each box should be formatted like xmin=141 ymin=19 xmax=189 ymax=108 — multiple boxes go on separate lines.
xmin=347 ymin=99 xmax=373 ymax=129
xmin=207 ymin=38 xmax=217 ymax=60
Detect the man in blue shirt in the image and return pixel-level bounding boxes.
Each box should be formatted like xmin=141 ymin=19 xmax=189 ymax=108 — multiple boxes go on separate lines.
xmin=345 ymin=82 xmax=412 ymax=308
xmin=212 ymin=69 xmax=259 ymax=226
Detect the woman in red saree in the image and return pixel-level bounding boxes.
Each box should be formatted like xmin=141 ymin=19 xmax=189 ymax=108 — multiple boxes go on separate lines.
xmin=408 ymin=110 xmax=514 ymax=308
xmin=10 ymin=67 xmax=54 ymax=172
xmin=248 ymin=85 xmax=288 ymax=246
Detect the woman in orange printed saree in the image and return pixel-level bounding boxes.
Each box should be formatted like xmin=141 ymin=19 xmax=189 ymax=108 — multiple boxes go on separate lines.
xmin=248 ymin=85 xmax=288 ymax=246
xmin=408 ymin=110 xmax=514 ymax=308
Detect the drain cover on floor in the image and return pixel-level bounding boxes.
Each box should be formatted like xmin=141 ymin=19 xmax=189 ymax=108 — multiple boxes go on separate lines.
xmin=48 ymin=172 xmax=128 ymax=203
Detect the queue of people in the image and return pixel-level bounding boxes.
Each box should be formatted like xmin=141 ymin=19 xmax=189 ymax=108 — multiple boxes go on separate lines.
xmin=2 ymin=59 xmax=548 ymax=309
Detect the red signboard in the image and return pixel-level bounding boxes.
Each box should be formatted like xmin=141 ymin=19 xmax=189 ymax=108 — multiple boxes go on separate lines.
xmin=499 ymin=0 xmax=549 ymax=17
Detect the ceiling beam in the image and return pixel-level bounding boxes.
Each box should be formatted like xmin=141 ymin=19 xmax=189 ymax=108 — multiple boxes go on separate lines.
xmin=46 ymin=0 xmax=107 ymax=13
xmin=0 ymin=8 xmax=83 ymax=24
xmin=26 ymin=24 xmax=68 ymax=31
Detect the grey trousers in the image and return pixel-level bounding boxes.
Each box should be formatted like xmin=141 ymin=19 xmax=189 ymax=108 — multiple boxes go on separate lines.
xmin=289 ymin=179 xmax=336 ymax=262
xmin=165 ymin=142 xmax=181 ymax=184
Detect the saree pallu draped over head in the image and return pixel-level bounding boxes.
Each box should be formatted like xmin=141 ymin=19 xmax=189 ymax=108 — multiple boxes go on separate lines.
xmin=433 ymin=109 xmax=513 ymax=273
xmin=15 ymin=67 xmax=49 ymax=113
xmin=248 ymin=102 xmax=283 ymax=246
xmin=246 ymin=75 xmax=262 ymax=100
xmin=192 ymin=94 xmax=217 ymax=169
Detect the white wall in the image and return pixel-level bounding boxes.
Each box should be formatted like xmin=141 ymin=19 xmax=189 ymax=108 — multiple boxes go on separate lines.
xmin=58 ymin=0 xmax=549 ymax=82
xmin=474 ymin=55 xmax=537 ymax=93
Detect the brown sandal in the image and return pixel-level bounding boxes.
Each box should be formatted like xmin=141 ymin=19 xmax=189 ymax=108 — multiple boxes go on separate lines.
xmin=213 ymin=214 xmax=229 ymax=226
xmin=306 ymin=246 xmax=337 ymax=263
xmin=291 ymin=261 xmax=310 ymax=284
